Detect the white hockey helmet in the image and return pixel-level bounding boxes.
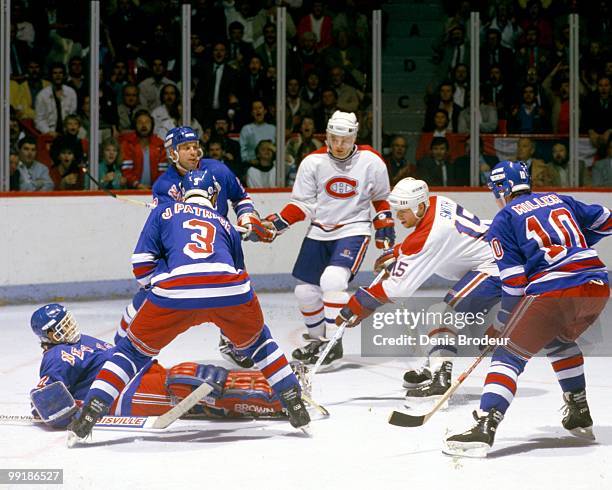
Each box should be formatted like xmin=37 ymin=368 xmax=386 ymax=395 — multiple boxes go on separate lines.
xmin=388 ymin=178 xmax=430 ymax=215
xmin=326 ymin=111 xmax=359 ymax=137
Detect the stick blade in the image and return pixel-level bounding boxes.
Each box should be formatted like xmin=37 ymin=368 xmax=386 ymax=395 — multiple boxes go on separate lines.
xmin=388 ymin=410 xmax=426 ymax=428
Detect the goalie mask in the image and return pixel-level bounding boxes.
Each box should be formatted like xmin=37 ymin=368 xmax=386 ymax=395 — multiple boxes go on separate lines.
xmin=31 ymin=303 xmax=81 ymax=345
xmin=180 ymin=169 xmax=221 ymax=208
xmin=326 ymin=111 xmax=358 ymax=162
xmin=164 ymin=126 xmax=203 ymax=172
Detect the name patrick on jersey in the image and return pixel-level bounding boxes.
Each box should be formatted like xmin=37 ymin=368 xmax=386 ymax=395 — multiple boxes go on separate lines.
xmin=511 ymin=194 xmax=563 ymax=215
xmin=325 ymin=176 xmax=358 ymax=199
xmin=162 ymin=202 xmax=232 ymax=233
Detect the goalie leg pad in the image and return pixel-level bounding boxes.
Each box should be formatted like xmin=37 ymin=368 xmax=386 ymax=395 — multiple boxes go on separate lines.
xmin=220 ymin=371 xmax=284 ymax=417
xmin=31 ymin=381 xmax=78 ymax=428
xmin=167 ymin=362 xmax=228 ymax=401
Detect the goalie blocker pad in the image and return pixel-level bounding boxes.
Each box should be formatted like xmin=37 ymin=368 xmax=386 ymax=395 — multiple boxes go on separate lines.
xmin=166 ymin=362 xmax=284 ymax=418
xmin=30 ymin=381 xmax=78 ymax=428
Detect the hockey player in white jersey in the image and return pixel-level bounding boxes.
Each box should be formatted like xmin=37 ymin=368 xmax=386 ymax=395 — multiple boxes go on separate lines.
xmin=263 ymin=111 xmax=395 ymax=365
xmin=335 ymin=178 xmax=502 ymax=397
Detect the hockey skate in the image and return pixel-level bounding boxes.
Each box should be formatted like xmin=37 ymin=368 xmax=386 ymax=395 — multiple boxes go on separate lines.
xmin=443 ymin=408 xmax=504 ymax=458
xmin=279 ymin=385 xmax=311 ymax=433
xmin=402 ymin=363 xmax=432 ymax=388
xmin=292 ymin=334 xmax=343 ymax=366
xmin=404 ymin=361 xmax=452 ymax=409
xmin=562 ymin=390 xmax=595 ymax=440
xmin=219 ymin=335 xmax=254 ymax=369
xmin=66 ymin=397 xmax=109 ymax=447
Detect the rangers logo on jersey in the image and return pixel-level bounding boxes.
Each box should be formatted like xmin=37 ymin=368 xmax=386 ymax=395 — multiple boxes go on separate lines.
xmin=324 ymin=176 xmax=358 ymax=199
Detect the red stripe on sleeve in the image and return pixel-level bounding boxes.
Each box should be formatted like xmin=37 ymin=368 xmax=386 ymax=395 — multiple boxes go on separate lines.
xmin=367 ymin=282 xmax=390 ymax=303
xmin=280 ymin=203 xmax=306 ymax=224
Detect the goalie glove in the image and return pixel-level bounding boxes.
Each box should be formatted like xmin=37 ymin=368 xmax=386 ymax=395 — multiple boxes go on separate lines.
xmin=237 ymin=212 xmax=276 ymax=243
xmin=373 ymin=211 xmax=395 ymax=249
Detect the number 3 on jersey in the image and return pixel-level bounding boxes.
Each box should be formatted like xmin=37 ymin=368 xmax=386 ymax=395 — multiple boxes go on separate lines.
xmin=183 ymin=219 xmax=216 ymax=259
xmin=525 ymin=208 xmax=586 ymax=264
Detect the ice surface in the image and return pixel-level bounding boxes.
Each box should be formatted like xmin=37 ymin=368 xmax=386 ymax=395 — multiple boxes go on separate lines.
xmin=1 ymin=293 xmax=610 ymax=490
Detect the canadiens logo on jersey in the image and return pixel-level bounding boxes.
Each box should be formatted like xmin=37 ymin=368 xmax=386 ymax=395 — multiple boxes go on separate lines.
xmin=324 ymin=176 xmax=358 ymax=199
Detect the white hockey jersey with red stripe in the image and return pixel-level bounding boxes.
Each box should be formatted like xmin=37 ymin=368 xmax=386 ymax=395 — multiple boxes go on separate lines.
xmin=280 ymin=145 xmax=391 ymax=241
xmin=379 ymin=195 xmax=499 ymax=299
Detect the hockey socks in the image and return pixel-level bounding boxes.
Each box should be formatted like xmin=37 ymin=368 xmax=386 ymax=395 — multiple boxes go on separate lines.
xmin=480 ymin=347 xmax=526 ymax=414
xmin=545 ymin=339 xmax=586 ymax=393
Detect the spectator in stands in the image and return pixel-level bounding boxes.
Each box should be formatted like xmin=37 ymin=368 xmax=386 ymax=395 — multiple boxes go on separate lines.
xmin=15 ymin=136 xmax=54 ymax=191
xmin=139 ymin=22 xmax=177 ymax=76
xmin=207 ymin=137 xmax=244 ymax=183
xmin=120 ymin=110 xmax=167 ymax=189
xmin=225 ymin=0 xmax=258 ymax=45
xmin=9 ymin=110 xmax=25 ymax=152
xmin=458 ymin=87 xmax=499 ymax=133
xmin=582 ymin=76 xmax=612 ymax=154
xmin=34 ymin=62 xmax=78 ymax=136
xmin=385 ymin=135 xmax=416 ymax=185
xmin=193 ymin=42 xmax=239 ymax=128
xmin=519 ymin=0 xmax=552 ymax=48
xmin=286 ymin=116 xmax=322 ymax=167
xmin=431 ymin=109 xmax=451 ymax=136
xmin=314 ymin=87 xmax=338 ymax=133
xmin=329 ymin=66 xmax=363 ymax=113
xmin=333 ymin=0 xmax=369 ymax=49
xmin=9 ymin=23 xmax=31 ymax=82
xmin=9 ymin=150 xmax=20 ymax=191
xmin=453 ymin=138 xmax=497 ymax=186
xmin=10 ymin=59 xmax=49 ymax=121
xmin=240 ymin=100 xmax=276 ymax=165
xmin=50 ymin=114 xmax=86 ymax=166
xmin=255 ymin=22 xmax=278 ymax=69
xmin=99 ymin=137 xmax=127 ymax=189
xmin=424 ymin=81 xmax=462 ymax=133
xmin=515 ymin=26 xmax=551 ymax=80
xmin=434 ymin=24 xmax=469 ymax=79
xmin=451 ymin=63 xmax=469 ymax=109
xmin=515 ymin=137 xmax=545 ymax=175
xmin=117 ymin=84 xmax=145 ymax=132
xmin=323 ymin=29 xmax=366 ymax=89
xmin=227 ymin=21 xmax=255 ymax=71
xmin=547 ymin=142 xmax=570 ymax=187
xmin=190 ymin=32 xmax=208 ymax=75
xmin=551 ymin=24 xmax=570 ymax=66
xmin=523 ymin=66 xmax=550 ymax=112
xmin=485 ymin=64 xmax=511 ymax=119
xmin=138 ymin=57 xmax=176 ymax=112
xmin=592 ymin=138 xmax=612 ymax=187
xmin=246 ymin=139 xmax=276 ymax=188
xmin=301 ymin=71 xmax=322 ymax=110
xmin=252 ymin=0 xmax=296 ymax=48
xmin=12 ymin=1 xmax=35 ymax=47
xmin=99 ymin=67 xmax=120 ymax=138
xmin=155 ymin=101 xmax=205 ymax=143
xmin=487 ymin=3 xmax=522 ymax=51
xmin=480 ymin=28 xmax=514 ymax=86
xmin=151 ymin=84 xmax=180 ymax=134
xmin=213 ymin=113 xmax=244 ymax=178
xmin=289 ymin=32 xmax=322 ymax=82
xmin=236 ymin=55 xmax=272 ymax=126
xmin=66 ymin=56 xmax=86 ymax=101
xmin=286 ymin=78 xmax=313 ymax=134
xmin=50 ymin=146 xmax=84 ymax=190
xmin=297 ymin=1 xmax=333 ymax=51
xmin=417 ymin=137 xmax=457 ymax=186
xmin=508 ymin=84 xmax=548 ymax=133
xmin=542 ymin=62 xmax=570 ymax=134
xmin=286 ymin=139 xmax=318 ymax=187
xmin=108 ymin=59 xmax=130 ymax=105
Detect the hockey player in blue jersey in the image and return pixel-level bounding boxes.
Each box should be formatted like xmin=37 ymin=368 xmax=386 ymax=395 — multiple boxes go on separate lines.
xmin=117 ymin=126 xmax=274 ymax=368
xmin=28 ymin=304 xmax=303 ymax=428
xmin=444 ymin=160 xmax=610 ymax=458
xmin=67 ymin=170 xmax=309 ymax=445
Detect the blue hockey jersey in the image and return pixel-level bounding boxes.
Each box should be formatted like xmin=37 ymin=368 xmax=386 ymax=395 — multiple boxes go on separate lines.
xmin=131 ymin=199 xmax=253 ymax=309
xmin=487 ymin=192 xmax=610 ymax=323
xmin=152 ymin=159 xmax=254 ymax=218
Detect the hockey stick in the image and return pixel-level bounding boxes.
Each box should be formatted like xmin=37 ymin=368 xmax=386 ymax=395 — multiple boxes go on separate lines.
xmin=151 ymin=381 xmax=214 ymax=429
xmin=388 ymin=343 xmax=496 ymax=428
xmin=0 ymin=414 xmax=165 ymax=432
xmin=80 ymin=166 xmax=156 ymax=208
xmin=308 ymin=268 xmax=389 ymax=380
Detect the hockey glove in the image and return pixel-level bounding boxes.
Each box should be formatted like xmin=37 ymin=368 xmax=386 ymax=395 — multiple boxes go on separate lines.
xmin=373 ymin=211 xmax=395 ymax=249
xmin=374 ymin=247 xmax=398 ymax=272
xmin=238 ymin=213 xmax=276 ymax=243
xmin=336 ymin=287 xmax=385 ymax=328
xmin=264 ymin=212 xmax=291 ymax=236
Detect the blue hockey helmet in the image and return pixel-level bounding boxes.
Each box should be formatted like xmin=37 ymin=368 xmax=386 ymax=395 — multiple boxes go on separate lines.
xmin=164 ymin=126 xmax=202 ymax=163
xmin=488 ymin=160 xmax=531 ymax=202
xmin=180 ymin=169 xmax=220 ymax=206
xmin=30 ymin=303 xmax=81 ymax=345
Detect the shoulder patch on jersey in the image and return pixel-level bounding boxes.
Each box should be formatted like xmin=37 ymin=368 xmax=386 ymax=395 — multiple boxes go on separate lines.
xmin=325 ymin=176 xmax=359 ymax=199
xmin=490 ymin=238 xmax=504 ymax=259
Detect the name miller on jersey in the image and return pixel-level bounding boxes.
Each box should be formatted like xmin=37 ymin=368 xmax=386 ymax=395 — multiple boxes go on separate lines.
xmin=161 ymin=202 xmax=233 ymax=233
xmin=510 ymin=194 xmax=563 ymax=215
